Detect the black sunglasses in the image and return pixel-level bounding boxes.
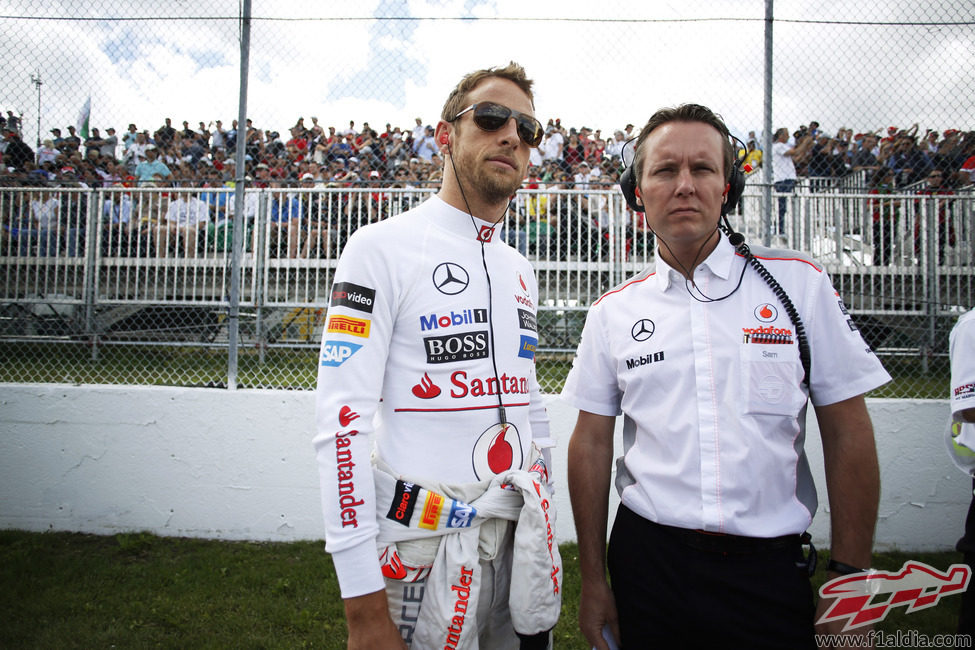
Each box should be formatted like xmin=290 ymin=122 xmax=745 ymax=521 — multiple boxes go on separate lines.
xmin=452 ymin=102 xmax=544 ymax=147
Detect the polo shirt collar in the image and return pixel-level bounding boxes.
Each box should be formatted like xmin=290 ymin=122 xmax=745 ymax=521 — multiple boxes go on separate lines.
xmin=429 ymin=195 xmax=503 ymax=244
xmin=653 ymin=231 xmax=735 ymax=291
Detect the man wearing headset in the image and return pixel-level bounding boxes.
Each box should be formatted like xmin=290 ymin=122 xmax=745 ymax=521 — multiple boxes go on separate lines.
xmin=563 ymin=104 xmax=890 ymax=648
xmin=314 ymin=62 xmax=557 ymax=649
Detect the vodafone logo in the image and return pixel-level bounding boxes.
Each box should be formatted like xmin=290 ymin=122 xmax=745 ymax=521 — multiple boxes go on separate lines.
xmin=477 ymin=225 xmax=494 ymax=242
xmin=472 ymin=422 xmax=523 ymax=479
xmin=754 ymin=303 xmax=778 ymax=323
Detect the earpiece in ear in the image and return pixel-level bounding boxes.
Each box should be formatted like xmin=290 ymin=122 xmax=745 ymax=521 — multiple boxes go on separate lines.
xmin=440 ymin=134 xmax=449 ymax=146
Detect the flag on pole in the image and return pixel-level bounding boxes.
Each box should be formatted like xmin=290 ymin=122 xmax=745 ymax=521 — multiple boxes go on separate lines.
xmin=76 ymin=96 xmax=91 ymax=140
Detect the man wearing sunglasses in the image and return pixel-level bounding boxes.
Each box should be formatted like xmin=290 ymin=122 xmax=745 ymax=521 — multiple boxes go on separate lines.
xmin=315 ymin=62 xmax=557 ymax=650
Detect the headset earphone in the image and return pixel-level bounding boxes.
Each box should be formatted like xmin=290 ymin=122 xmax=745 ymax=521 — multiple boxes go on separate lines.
xmin=443 ymin=124 xmax=511 ymax=425
xmin=619 ymin=133 xmax=747 ymax=217
xmin=617 ymin=129 xmax=811 ymax=385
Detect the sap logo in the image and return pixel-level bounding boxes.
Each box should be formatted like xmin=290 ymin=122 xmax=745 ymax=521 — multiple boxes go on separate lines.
xmin=419 ymin=309 xmax=487 ymax=332
xmin=447 ymin=501 xmax=476 ymax=528
xmin=320 ymin=341 xmax=363 ymax=367
xmin=327 ymin=315 xmax=370 ymax=338
xmin=331 ymin=282 xmax=375 ymax=313
xmin=625 ymin=350 xmax=665 ymax=370
xmin=518 ymin=335 xmax=537 ymax=360
xmin=423 ymin=331 xmax=489 ymax=364
xmin=517 ymin=309 xmax=537 ymax=332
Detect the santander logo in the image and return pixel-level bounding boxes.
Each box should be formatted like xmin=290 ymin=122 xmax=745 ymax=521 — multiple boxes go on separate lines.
xmin=338 ymin=405 xmax=359 ymax=427
xmin=412 ymin=373 xmax=442 ymax=399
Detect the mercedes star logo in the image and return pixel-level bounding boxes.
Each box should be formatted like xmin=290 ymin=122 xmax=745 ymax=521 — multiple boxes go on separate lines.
xmin=432 ymin=262 xmax=470 ymax=295
xmin=631 ymin=318 xmax=655 ymax=341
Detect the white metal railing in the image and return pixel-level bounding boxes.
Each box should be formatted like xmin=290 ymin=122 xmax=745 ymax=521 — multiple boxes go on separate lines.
xmin=2 ymin=185 xmax=972 ymax=320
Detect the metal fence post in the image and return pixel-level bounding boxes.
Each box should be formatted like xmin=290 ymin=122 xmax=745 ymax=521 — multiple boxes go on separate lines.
xmin=227 ymin=0 xmax=252 ymax=390
xmin=84 ymin=188 xmax=99 ymax=361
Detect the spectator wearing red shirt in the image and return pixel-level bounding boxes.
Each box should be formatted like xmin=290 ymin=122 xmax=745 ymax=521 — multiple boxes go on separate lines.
xmin=914 ymin=168 xmax=955 ymax=264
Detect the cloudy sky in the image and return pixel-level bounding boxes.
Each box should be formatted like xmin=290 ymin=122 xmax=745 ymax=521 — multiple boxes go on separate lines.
xmin=1 ymin=0 xmax=972 ymax=147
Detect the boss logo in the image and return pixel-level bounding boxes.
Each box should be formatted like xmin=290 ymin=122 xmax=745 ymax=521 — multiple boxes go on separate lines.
xmin=423 ymin=331 xmax=489 ymax=364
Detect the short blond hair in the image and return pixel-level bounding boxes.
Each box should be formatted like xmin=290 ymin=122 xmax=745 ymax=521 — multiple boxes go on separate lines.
xmin=440 ymin=62 xmax=535 ymax=122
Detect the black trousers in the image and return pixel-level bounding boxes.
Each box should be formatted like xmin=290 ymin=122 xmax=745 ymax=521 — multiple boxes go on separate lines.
xmin=607 ymin=504 xmax=816 ymax=649
xmin=956 ymin=478 xmax=975 ymax=639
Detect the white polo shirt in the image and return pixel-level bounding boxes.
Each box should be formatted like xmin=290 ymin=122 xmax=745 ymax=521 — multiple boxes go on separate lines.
xmin=562 ymin=234 xmax=890 ymax=538
xmin=948 ymin=310 xmax=975 ymax=471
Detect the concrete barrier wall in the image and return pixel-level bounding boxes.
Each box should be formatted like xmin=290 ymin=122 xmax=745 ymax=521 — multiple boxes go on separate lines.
xmin=0 ymin=384 xmax=967 ymax=551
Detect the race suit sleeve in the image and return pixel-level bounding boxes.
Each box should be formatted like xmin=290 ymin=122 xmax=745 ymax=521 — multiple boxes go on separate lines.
xmin=313 ymin=224 xmax=399 ymax=599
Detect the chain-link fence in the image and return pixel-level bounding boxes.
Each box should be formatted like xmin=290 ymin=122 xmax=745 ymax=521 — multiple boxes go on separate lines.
xmin=1 ymin=1 xmax=973 ymax=396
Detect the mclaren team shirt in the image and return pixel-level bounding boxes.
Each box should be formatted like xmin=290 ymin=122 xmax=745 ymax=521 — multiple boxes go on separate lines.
xmin=314 ymin=195 xmax=552 ymax=598
xmin=561 ymin=233 xmax=890 ymax=538
xmin=948 ymin=310 xmax=975 ymax=471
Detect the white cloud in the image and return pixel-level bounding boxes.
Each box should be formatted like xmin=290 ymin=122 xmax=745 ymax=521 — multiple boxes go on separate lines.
xmin=1 ymin=0 xmax=971 ymax=148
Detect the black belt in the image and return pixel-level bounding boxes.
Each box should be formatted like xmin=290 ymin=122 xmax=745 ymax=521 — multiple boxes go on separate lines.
xmin=649 ymin=518 xmax=799 ymax=554
xmin=619 ymin=505 xmax=818 ymax=574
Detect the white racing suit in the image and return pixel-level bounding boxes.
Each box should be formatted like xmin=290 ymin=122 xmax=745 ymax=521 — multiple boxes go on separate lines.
xmin=375 ymin=454 xmax=561 ymax=648
xmin=313 ymin=196 xmax=555 ymax=644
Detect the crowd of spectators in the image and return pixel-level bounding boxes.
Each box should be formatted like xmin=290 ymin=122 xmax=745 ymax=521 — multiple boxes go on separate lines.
xmin=1 ymin=111 xmax=973 ymax=261
xmin=0 ymin=114 xmax=639 ymax=192
xmin=746 ymin=122 xmax=975 ymax=192
xmin=1 ymin=111 xmax=972 ymax=192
